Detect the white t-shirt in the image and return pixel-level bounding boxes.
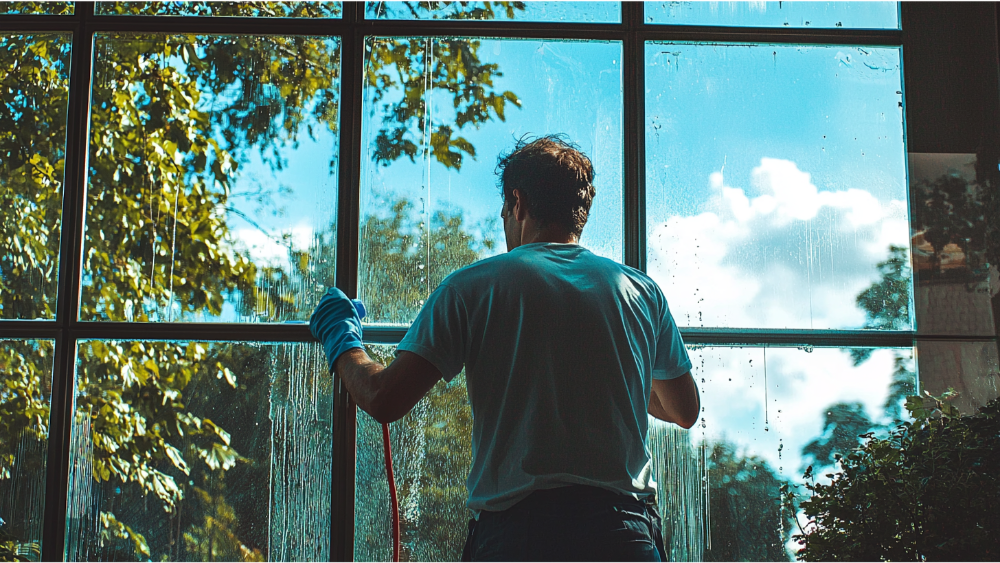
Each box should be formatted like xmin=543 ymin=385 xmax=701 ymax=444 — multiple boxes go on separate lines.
xmin=396 ymin=242 xmax=692 ymax=515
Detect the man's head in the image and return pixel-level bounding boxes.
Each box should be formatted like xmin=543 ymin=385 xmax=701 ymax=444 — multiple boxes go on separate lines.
xmin=496 ymin=135 xmax=596 ymax=250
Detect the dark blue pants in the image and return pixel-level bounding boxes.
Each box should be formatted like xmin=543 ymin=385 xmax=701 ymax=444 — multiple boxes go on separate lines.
xmin=461 ymin=486 xmax=667 ymax=562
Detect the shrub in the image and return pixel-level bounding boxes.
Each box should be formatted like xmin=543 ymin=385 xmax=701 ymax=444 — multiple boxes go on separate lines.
xmin=784 ymin=391 xmax=1000 ymax=561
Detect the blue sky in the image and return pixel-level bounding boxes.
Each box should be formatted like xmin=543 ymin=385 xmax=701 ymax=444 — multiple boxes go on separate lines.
xmin=646 ymin=1 xmax=899 ymax=29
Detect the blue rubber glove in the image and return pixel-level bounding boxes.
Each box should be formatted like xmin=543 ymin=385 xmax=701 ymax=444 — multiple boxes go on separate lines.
xmin=309 ymin=287 xmax=366 ymax=372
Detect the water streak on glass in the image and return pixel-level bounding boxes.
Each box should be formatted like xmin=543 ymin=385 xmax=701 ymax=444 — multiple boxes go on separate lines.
xmin=645 ymin=43 xmax=910 ymax=330
xmin=94 ymin=2 xmax=342 ymax=17
xmin=355 ymin=344 xmax=472 ymax=561
xmin=82 ymin=33 xmax=342 ymax=323
xmin=359 ymin=36 xmax=624 ymax=325
xmin=0 ymin=339 xmax=55 ymax=562
xmin=365 ymin=1 xmax=620 ymax=23
xmin=0 ymin=2 xmax=73 ymax=15
xmin=63 ymin=340 xmax=332 ymax=561
xmin=645 ymin=1 xmax=899 ymax=29
xmin=655 ymin=345 xmax=916 ymax=561
xmin=1 ymin=33 xmax=72 ymax=320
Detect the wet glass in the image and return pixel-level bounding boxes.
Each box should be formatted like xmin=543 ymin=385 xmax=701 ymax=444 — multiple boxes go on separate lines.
xmin=915 ymin=339 xmax=999 ymax=416
xmin=650 ymin=344 xmax=915 ymax=561
xmin=908 ymin=153 xmax=997 ymax=337
xmin=358 ymin=36 xmax=624 ymax=325
xmin=1 ymin=34 xmax=72 ymax=320
xmin=81 ymin=33 xmax=342 ymax=323
xmin=95 ymin=2 xmax=342 ymax=17
xmin=63 ymin=340 xmax=332 ymax=561
xmin=645 ymin=1 xmax=899 ymax=29
xmin=645 ymin=43 xmax=909 ymax=330
xmin=365 ymin=1 xmax=620 ymax=23
xmin=0 ymin=339 xmax=55 ymax=562
xmin=355 ymin=344 xmax=472 ymax=562
xmin=0 ymin=2 xmax=73 ymax=15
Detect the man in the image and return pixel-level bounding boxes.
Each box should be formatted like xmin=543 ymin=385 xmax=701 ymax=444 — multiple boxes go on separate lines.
xmin=310 ymin=135 xmax=699 ymax=561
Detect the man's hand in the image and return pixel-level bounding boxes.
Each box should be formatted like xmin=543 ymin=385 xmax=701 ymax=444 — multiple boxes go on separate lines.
xmin=310 ymin=288 xmax=442 ymax=423
xmin=309 ymin=288 xmax=365 ymax=371
xmin=648 ymin=372 xmax=700 ymax=429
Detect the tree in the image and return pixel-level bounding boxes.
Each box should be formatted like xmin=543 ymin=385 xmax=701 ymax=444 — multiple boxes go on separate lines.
xmin=702 ymin=441 xmax=795 ymax=562
xmin=1 ymin=2 xmax=522 ymax=558
xmin=801 ymin=402 xmax=874 ymax=471
xmin=912 ymin=173 xmax=992 ymax=283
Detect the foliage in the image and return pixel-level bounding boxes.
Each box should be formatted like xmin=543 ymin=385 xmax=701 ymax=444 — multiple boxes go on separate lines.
xmin=0 ymin=34 xmax=71 ymax=320
xmin=785 ymin=391 xmax=1000 ymax=561
xmin=801 ymin=402 xmax=874 ymax=471
xmin=0 ymin=2 xmax=73 ymax=15
xmin=912 ymin=172 xmax=993 ymax=282
xmin=1 ymin=2 xmax=521 ymax=557
xmin=855 ymin=244 xmax=911 ymax=332
xmin=182 ymin=478 xmax=264 ymax=562
xmin=360 ymin=198 xmax=495 ymax=323
xmin=702 ymin=441 xmax=795 ymax=562
xmin=367 ymin=1 xmax=527 ymax=21
xmin=366 ymin=35 xmax=521 ymax=171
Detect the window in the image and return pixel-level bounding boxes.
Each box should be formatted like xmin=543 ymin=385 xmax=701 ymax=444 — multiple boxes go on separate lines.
xmin=1 ymin=2 xmax=998 ymax=562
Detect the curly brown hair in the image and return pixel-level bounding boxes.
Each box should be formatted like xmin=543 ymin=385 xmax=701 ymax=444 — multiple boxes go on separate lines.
xmin=495 ymin=134 xmax=596 ymax=238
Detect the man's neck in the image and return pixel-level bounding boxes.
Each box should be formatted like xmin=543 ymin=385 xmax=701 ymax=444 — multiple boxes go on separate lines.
xmin=519 ymin=218 xmax=578 ymax=245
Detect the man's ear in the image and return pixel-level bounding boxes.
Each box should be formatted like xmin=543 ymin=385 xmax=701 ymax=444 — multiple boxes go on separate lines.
xmin=512 ymin=188 xmax=529 ymax=221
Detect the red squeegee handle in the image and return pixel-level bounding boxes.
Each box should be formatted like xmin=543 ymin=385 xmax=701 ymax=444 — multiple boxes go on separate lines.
xmin=382 ymin=422 xmax=400 ymax=562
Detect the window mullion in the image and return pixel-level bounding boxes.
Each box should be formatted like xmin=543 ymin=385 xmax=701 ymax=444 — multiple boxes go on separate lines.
xmin=42 ymin=2 xmax=93 ymax=560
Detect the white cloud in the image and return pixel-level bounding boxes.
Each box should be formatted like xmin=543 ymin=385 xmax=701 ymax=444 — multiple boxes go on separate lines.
xmin=233 ymin=224 xmax=315 ymax=268
xmin=689 ymin=346 xmax=903 ymax=483
xmin=649 ymin=157 xmax=910 ymax=330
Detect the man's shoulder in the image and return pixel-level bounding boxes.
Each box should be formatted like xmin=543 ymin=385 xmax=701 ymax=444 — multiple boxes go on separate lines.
xmin=440 ymin=252 xmax=515 ymax=287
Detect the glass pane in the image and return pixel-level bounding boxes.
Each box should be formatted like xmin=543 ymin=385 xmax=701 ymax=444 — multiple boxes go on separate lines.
xmin=909 ymin=153 xmax=997 ymax=336
xmin=650 ymin=345 xmax=915 ymax=561
xmin=355 ymin=344 xmax=472 ymax=562
xmin=0 ymin=339 xmax=54 ymax=562
xmin=645 ymin=43 xmax=909 ymax=330
xmin=645 ymin=1 xmax=898 ymax=29
xmin=64 ymin=340 xmax=332 ymax=561
xmin=82 ymin=33 xmax=342 ymax=323
xmin=365 ymin=1 xmax=619 ymax=22
xmin=916 ymin=339 xmax=999 ymax=416
xmin=0 ymin=2 xmax=73 ymax=15
xmin=95 ymin=2 xmax=342 ymax=17
xmin=1 ymin=33 xmax=72 ymax=320
xmin=359 ymin=37 xmax=624 ymax=324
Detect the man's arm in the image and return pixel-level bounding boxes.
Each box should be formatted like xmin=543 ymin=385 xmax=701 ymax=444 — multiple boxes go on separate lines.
xmin=334 ymin=348 xmax=443 ymax=424
xmin=648 ymin=372 xmax=700 ymax=429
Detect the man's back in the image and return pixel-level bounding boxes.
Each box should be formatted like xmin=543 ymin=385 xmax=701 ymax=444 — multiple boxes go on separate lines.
xmin=397 ymin=242 xmax=692 ymax=514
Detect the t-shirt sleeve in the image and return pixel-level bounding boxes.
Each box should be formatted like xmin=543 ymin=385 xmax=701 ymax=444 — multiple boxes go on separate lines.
xmin=652 ymin=299 xmax=693 ymax=381
xmin=395 ymin=283 xmax=467 ymax=382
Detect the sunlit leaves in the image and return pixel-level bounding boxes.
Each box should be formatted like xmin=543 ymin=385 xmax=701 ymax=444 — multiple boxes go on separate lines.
xmin=0 ymin=34 xmax=71 ymax=320
xmin=366 ymin=36 xmax=521 ymax=171
xmin=0 ymin=1 xmax=73 ymax=15
xmin=99 ymin=1 xmax=341 ymax=18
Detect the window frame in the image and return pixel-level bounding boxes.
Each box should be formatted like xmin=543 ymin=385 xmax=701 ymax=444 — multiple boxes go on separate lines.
xmin=0 ymin=2 xmax=996 ymax=561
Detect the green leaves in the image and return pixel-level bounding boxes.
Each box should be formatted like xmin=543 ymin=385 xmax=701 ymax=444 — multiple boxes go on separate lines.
xmin=367 ymin=37 xmax=522 ymax=172
xmin=787 ymin=393 xmax=1000 ymax=561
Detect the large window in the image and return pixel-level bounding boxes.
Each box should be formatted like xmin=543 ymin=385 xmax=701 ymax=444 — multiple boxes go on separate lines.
xmin=1 ymin=2 xmax=998 ymax=562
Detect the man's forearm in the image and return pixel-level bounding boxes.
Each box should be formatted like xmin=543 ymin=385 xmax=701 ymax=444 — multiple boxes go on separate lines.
xmin=334 ymin=348 xmax=390 ymax=421
xmin=333 ymin=348 xmax=444 ymax=424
